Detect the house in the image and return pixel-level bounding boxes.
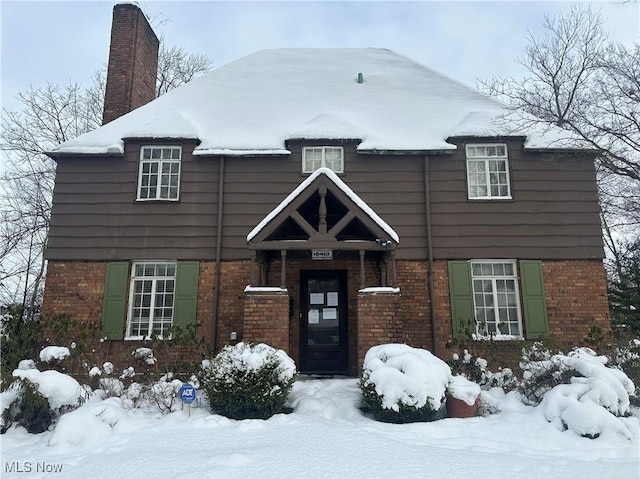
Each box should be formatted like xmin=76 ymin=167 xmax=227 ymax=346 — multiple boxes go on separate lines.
xmin=42 ymin=3 xmax=610 ymax=375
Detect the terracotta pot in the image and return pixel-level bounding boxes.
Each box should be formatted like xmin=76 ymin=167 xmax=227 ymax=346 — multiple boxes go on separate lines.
xmin=445 ymin=394 xmax=479 ymax=418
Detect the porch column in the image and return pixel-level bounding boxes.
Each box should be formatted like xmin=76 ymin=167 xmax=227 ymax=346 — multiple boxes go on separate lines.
xmin=391 ymin=250 xmax=398 ymax=287
xmin=250 ymin=250 xmax=257 ymax=285
xmin=280 ymin=249 xmax=287 ymax=288
xmin=359 ymin=249 xmax=366 ymax=289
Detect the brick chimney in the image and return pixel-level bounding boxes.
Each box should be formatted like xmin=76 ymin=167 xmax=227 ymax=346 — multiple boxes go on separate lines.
xmin=102 ymin=2 xmax=159 ymax=125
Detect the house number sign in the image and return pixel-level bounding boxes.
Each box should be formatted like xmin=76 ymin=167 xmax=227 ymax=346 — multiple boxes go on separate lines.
xmin=311 ymin=249 xmax=333 ymax=260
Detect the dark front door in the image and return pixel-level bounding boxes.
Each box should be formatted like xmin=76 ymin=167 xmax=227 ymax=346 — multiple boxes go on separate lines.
xmin=300 ymin=270 xmax=348 ymax=374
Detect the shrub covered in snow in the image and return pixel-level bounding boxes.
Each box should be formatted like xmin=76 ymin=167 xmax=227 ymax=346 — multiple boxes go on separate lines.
xmin=2 ymin=367 xmax=91 ymax=434
xmin=201 ymin=342 xmax=297 ymax=419
xmin=448 ymin=349 xmax=519 ymax=392
xmin=360 ymin=344 xmax=451 ymax=423
xmin=519 ymin=344 xmax=636 ymax=439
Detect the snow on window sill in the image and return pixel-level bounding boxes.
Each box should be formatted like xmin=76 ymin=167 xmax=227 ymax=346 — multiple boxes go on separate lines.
xmin=472 ymin=333 xmax=524 ymax=341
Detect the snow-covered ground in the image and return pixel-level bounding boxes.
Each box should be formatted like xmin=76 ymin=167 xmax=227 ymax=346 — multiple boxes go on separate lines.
xmin=2 ymin=377 xmax=638 ymax=479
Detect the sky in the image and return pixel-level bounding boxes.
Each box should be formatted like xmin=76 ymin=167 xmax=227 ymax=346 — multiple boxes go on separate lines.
xmin=1 ymin=0 xmax=639 ymax=114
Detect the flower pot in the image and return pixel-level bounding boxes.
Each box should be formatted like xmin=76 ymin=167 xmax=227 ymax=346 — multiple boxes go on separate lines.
xmin=446 ymin=393 xmax=479 ymax=418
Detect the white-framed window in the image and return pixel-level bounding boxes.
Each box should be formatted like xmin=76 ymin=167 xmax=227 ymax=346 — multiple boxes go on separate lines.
xmin=466 ymin=144 xmax=511 ymax=199
xmin=302 ymin=146 xmax=344 ymax=174
xmin=126 ymin=262 xmax=176 ymax=339
xmin=137 ymin=146 xmax=181 ymax=201
xmin=471 ymin=260 xmax=522 ymax=338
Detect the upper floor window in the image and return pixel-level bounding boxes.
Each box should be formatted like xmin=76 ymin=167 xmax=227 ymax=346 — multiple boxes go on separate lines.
xmin=466 ymin=144 xmax=511 ymax=199
xmin=137 ymin=146 xmax=181 ymax=201
xmin=303 ymin=146 xmax=344 ymax=174
xmin=471 ymin=260 xmax=522 ymax=338
xmin=127 ymin=262 xmax=176 ymax=339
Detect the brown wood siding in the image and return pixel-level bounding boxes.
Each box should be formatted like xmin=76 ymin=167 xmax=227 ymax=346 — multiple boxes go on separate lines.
xmin=428 ymin=140 xmax=603 ymax=259
xmin=45 ymin=138 xmax=604 ymax=262
xmin=46 ymin=140 xmax=220 ymax=260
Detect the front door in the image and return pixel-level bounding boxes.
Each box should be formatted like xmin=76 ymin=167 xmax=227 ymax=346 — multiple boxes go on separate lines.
xmin=300 ymin=270 xmax=348 ymax=374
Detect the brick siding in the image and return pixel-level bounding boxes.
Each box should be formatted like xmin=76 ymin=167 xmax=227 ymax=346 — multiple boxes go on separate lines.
xmin=41 ymin=258 xmax=610 ymax=376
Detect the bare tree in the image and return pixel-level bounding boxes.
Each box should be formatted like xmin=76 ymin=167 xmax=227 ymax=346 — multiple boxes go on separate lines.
xmin=0 ymin=45 xmax=212 ymax=311
xmin=479 ymin=5 xmax=639 ymax=273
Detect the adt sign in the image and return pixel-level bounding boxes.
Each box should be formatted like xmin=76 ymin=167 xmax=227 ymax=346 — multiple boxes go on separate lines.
xmin=179 ymin=383 xmax=197 ymax=404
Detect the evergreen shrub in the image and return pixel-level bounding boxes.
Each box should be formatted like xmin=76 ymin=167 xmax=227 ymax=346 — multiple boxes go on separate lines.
xmin=201 ymin=342 xmax=296 ymax=420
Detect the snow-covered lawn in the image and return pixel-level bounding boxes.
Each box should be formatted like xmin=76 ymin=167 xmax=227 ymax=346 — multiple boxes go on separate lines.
xmin=2 ymin=378 xmax=638 ymax=479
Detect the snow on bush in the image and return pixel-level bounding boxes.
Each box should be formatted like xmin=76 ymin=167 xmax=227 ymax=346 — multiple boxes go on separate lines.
xmin=12 ymin=368 xmax=90 ymax=410
xmin=360 ymin=344 xmax=451 ymax=423
xmin=39 ymin=346 xmax=71 ymax=363
xmin=132 ymin=347 xmax=157 ymax=365
xmin=48 ymin=397 xmax=135 ymax=447
xmin=17 ymin=359 xmax=36 ymax=370
xmin=521 ymin=346 xmax=636 ymax=439
xmin=102 ymin=362 xmax=114 ymax=375
xmin=202 ymin=342 xmax=297 ymax=419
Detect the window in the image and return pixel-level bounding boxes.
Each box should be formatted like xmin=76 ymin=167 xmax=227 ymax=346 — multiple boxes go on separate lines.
xmin=127 ymin=262 xmax=176 ymax=339
xmin=137 ymin=146 xmax=181 ymax=200
xmin=471 ymin=260 xmax=522 ymax=337
xmin=302 ymin=147 xmax=344 ymax=173
xmin=466 ymin=144 xmax=511 ymax=199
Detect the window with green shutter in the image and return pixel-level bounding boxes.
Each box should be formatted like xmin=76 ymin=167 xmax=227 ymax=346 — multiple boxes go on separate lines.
xmin=449 ymin=259 xmax=542 ymax=340
xmin=123 ymin=261 xmax=199 ymax=339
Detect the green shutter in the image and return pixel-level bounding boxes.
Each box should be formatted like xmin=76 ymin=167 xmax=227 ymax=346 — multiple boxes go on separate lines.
xmin=520 ymin=260 xmax=549 ymax=339
xmin=173 ymin=261 xmax=199 ymax=331
xmin=448 ymin=261 xmax=475 ymax=337
xmin=102 ymin=262 xmax=129 ymax=340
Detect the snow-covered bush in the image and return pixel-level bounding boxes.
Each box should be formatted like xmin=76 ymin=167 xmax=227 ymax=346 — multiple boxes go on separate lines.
xmin=518 ymin=342 xmax=575 ymax=405
xmin=537 ymin=348 xmax=636 ymax=439
xmin=2 ymin=366 xmax=91 ymax=434
xmin=201 ymin=342 xmax=297 ymax=419
xmin=1 ymin=379 xmax=53 ymax=434
xmin=448 ymin=349 xmax=520 ymax=392
xmin=360 ymin=344 xmax=451 ymax=423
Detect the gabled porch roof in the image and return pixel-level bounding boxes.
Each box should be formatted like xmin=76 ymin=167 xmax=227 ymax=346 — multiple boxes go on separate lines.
xmin=247 ymin=167 xmax=399 ymax=251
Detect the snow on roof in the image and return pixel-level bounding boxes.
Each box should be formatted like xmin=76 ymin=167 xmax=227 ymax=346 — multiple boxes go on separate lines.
xmin=246 ymin=167 xmax=399 ymax=243
xmin=49 ymin=48 xmax=581 ymax=156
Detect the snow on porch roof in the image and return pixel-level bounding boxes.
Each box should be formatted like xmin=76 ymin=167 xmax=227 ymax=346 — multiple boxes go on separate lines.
xmin=49 ymin=48 xmax=582 ymax=157
xmin=246 ymin=167 xmax=399 ymax=243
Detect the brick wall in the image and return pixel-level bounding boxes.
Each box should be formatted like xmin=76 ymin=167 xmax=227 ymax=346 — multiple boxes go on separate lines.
xmin=216 ymin=260 xmax=251 ymax=350
xmin=356 ymin=290 xmax=402 ymax=372
xmin=102 ymin=3 xmax=159 ymax=124
xmin=543 ymin=259 xmax=610 ymax=348
xmin=41 ymin=257 xmax=611 ymax=376
xmin=242 ymin=291 xmax=290 ymax=351
xmin=42 ymin=261 xmax=107 ymax=322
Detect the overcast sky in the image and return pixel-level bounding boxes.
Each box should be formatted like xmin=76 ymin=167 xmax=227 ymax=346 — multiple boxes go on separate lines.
xmin=1 ymin=0 xmax=639 ymax=114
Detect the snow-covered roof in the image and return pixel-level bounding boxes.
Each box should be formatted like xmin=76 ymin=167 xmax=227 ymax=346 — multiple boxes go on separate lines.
xmin=247 ymin=167 xmax=399 ymax=243
xmin=50 ymin=48 xmax=581 ymax=156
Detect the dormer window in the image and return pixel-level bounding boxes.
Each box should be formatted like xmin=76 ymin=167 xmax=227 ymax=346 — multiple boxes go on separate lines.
xmin=137 ymin=146 xmax=181 ymax=201
xmin=466 ymin=144 xmax=511 ymax=199
xmin=302 ymin=146 xmax=344 ymax=174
